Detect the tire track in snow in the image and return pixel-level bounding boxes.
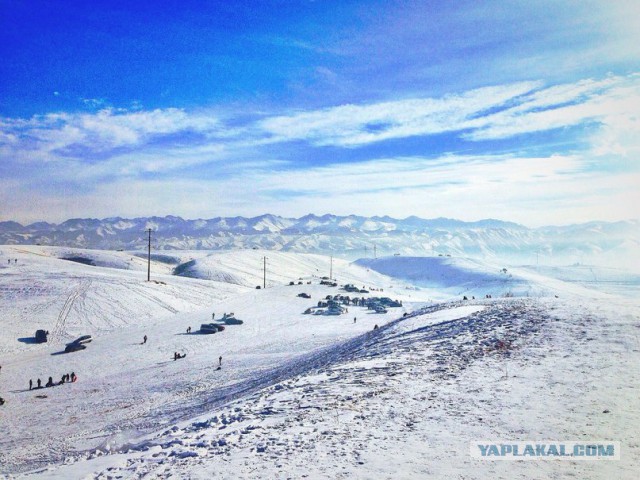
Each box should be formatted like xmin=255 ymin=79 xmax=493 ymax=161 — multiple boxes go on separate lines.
xmin=125 ymin=282 xmax=179 ymax=314
xmin=50 ymin=279 xmax=92 ymax=341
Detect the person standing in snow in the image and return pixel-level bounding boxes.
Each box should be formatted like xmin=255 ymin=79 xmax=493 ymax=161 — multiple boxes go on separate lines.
xmin=29 ymin=379 xmax=32 ymax=390
xmin=37 ymin=378 xmax=41 ymax=388
xmin=70 ymin=372 xmax=77 ymax=382
xmin=143 ymin=335 xmax=147 ymax=344
xmin=354 ymin=317 xmax=357 ymax=324
xmin=219 ymin=356 xmax=222 ymax=366
xmin=187 ymin=326 xmax=191 ymax=333
xmin=46 ymin=376 xmax=53 ymax=387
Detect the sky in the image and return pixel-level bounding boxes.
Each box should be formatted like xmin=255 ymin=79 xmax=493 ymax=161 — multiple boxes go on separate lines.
xmin=1 ymin=0 xmax=639 ymax=227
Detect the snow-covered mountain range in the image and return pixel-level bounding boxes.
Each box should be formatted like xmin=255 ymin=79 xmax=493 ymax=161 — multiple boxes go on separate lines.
xmin=1 ymin=214 xmax=638 ymax=267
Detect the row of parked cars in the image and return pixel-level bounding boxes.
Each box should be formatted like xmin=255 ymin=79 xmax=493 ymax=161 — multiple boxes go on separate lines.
xmin=33 ymin=330 xmax=92 ymax=353
xmin=200 ymin=313 xmax=244 ymax=334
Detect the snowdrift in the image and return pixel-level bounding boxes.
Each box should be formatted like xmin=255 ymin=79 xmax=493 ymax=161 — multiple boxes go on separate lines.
xmin=356 ymin=256 xmax=533 ymax=298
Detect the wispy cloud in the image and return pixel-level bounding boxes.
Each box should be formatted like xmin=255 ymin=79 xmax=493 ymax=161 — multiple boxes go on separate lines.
xmin=256 ymin=82 xmax=541 ymax=147
xmin=1 ymin=108 xmax=221 ymax=160
xmin=256 ymin=74 xmax=640 ymax=148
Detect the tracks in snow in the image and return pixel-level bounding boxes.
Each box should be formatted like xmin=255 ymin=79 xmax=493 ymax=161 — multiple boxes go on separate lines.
xmin=50 ymin=279 xmax=92 ymax=341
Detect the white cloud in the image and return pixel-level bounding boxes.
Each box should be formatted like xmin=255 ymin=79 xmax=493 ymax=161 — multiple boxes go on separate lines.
xmin=257 ymin=82 xmax=541 ymax=146
xmin=255 ymin=74 xmax=640 ymax=149
xmin=0 ymin=107 xmax=222 ymax=158
xmin=465 ymin=75 xmax=640 ymax=141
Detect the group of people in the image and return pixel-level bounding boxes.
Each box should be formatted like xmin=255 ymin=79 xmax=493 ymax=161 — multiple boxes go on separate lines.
xmin=30 ymin=372 xmax=76 ymax=390
xmin=173 ymin=352 xmax=186 ymax=360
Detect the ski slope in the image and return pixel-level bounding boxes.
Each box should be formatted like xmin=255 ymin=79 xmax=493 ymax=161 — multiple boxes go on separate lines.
xmin=0 ymin=246 xmax=638 ymax=479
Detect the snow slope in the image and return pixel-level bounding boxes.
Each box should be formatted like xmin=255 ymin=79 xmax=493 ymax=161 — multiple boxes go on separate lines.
xmin=0 ymin=246 xmax=638 ymax=479
xmin=0 ymin=246 xmax=421 ymax=474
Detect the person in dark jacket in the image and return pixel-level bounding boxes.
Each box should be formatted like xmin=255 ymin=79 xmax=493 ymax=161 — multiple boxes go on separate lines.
xmin=46 ymin=376 xmax=54 ymax=387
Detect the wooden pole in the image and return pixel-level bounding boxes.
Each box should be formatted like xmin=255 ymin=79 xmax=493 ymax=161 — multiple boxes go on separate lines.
xmin=147 ymin=228 xmax=151 ymax=282
xmin=263 ymin=256 xmax=267 ymax=289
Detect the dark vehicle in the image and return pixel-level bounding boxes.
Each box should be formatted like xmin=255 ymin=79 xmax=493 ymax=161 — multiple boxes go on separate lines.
xmin=220 ymin=313 xmax=243 ymax=325
xmin=222 ymin=317 xmax=243 ymax=325
xmin=67 ymin=335 xmax=92 ymax=346
xmin=35 ymin=329 xmax=48 ymax=343
xmin=200 ymin=323 xmax=219 ymax=334
xmin=297 ymin=293 xmax=311 ymax=299
xmin=65 ymin=343 xmax=87 ymax=353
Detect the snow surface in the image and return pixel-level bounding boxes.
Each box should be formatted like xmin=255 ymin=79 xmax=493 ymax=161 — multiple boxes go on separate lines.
xmin=0 ymin=246 xmax=638 ymax=479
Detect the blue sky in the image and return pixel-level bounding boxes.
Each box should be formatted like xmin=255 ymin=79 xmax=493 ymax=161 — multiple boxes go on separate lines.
xmin=1 ymin=0 xmax=639 ymax=226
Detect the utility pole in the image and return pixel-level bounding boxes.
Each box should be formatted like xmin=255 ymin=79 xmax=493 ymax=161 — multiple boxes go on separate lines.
xmin=263 ymin=256 xmax=267 ymax=289
xmin=330 ymin=255 xmax=333 ymax=280
xmin=146 ymin=228 xmax=152 ymax=282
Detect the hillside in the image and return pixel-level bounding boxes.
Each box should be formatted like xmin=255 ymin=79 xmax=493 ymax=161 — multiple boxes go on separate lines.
xmin=0 ymin=246 xmax=637 ymax=479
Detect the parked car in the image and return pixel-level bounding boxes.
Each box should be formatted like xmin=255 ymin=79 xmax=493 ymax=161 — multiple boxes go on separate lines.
xmin=200 ymin=323 xmax=219 ymax=334
xmin=67 ymin=334 xmax=92 ymax=346
xmin=64 ymin=343 xmax=87 ymax=353
xmin=35 ymin=329 xmax=48 ymax=343
xmin=222 ymin=317 xmax=243 ymax=325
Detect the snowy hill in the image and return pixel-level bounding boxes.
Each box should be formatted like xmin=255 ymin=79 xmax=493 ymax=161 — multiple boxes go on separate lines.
xmin=1 ymin=215 xmax=638 ymax=269
xmin=0 ymin=246 xmax=638 ymax=479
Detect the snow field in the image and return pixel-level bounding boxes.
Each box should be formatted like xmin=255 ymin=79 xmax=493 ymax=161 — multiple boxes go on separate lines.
xmin=0 ymin=246 xmax=637 ymax=479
